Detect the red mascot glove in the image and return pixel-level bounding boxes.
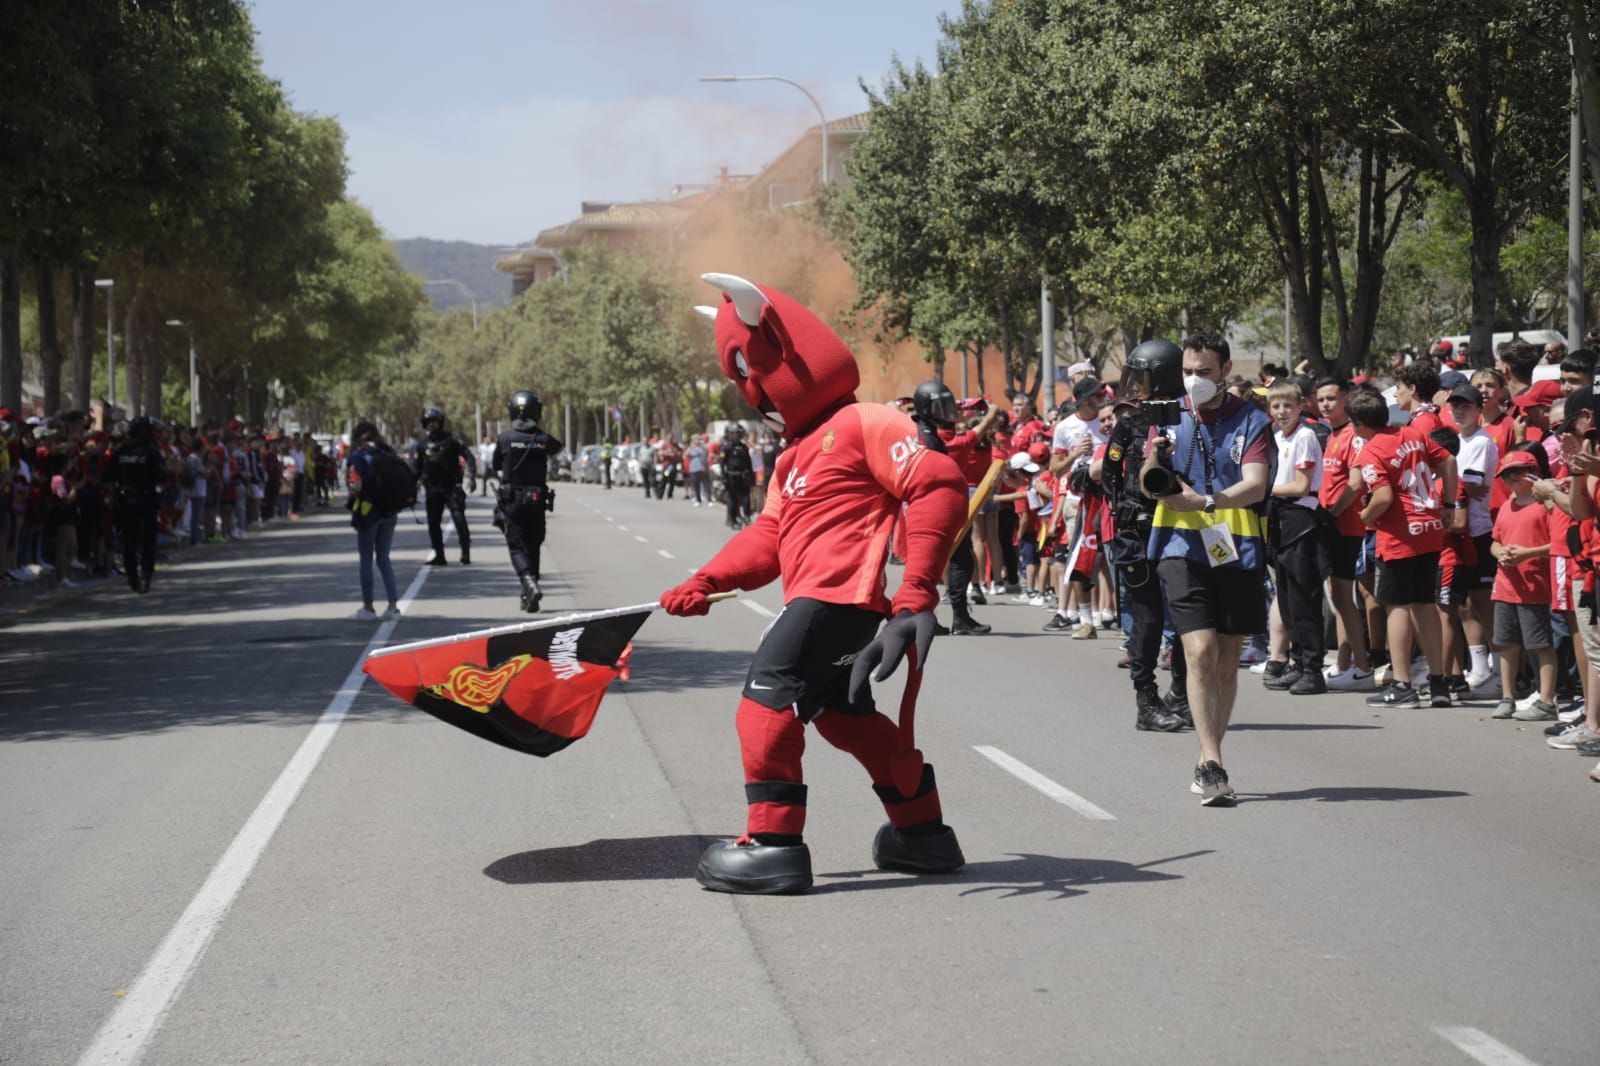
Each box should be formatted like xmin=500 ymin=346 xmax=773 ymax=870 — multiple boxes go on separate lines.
xmin=660 ymin=574 xmax=718 ymax=617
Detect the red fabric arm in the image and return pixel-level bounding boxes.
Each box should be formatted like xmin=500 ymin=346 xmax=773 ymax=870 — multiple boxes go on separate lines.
xmin=891 ymin=450 xmax=966 ymax=615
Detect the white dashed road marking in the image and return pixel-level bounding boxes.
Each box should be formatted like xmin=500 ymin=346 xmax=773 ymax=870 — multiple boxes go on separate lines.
xmin=1432 ymin=1027 xmax=1540 ymax=1066
xmin=741 ymin=600 xmax=778 ymax=620
xmin=657 ymin=549 xmax=675 ymax=559
xmin=972 ymin=745 xmax=1116 ymax=821
xmin=634 ymin=535 xmax=648 ymax=543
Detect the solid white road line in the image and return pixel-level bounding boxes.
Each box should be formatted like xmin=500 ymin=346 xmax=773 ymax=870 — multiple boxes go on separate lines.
xmin=1432 ymin=1027 xmax=1540 ymax=1066
xmin=972 ymin=745 xmax=1116 ymax=821
xmin=741 ymin=600 xmax=778 ymax=619
xmin=657 ymin=549 xmax=675 ymax=559
xmin=76 ymin=565 xmax=434 ymax=1066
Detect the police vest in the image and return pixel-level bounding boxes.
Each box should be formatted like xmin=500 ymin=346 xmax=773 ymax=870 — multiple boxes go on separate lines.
xmin=1146 ymin=400 xmax=1271 ymax=570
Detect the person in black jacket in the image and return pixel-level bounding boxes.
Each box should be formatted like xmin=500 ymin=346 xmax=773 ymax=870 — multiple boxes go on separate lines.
xmin=721 ymin=426 xmax=753 ymax=528
xmin=107 ymin=416 xmax=167 ymax=594
xmin=411 ymin=405 xmax=476 ymax=566
xmin=493 ymin=390 xmax=563 ymax=612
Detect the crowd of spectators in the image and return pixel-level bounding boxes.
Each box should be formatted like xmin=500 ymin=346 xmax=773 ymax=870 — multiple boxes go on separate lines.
xmin=881 ymin=333 xmax=1600 ymax=789
xmin=1 ymin=408 xmax=338 ymax=591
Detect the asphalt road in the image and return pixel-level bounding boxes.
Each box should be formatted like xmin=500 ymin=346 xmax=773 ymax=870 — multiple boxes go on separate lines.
xmin=2 ymin=482 xmax=1596 ymax=1066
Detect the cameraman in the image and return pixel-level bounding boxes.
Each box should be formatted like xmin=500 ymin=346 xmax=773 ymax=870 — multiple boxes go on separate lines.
xmin=1143 ymin=332 xmax=1273 ymax=806
xmin=1100 ymin=340 xmax=1189 ymax=734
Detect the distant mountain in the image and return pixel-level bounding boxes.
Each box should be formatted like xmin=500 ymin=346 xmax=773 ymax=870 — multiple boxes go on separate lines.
xmin=390 ymin=238 xmax=518 ymax=313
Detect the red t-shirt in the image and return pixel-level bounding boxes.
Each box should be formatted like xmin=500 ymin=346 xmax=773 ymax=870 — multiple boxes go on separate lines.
xmin=938 ymin=428 xmax=991 ymax=486
xmin=1319 ymin=423 xmax=1367 ymax=538
xmin=1010 ymin=418 xmax=1048 ymax=454
xmin=1548 ymin=460 xmax=1574 ymax=558
xmin=1492 ymin=498 xmax=1551 ymax=604
xmin=1358 ymin=426 xmax=1452 ymax=559
xmin=1408 ymin=405 xmax=1443 ymax=438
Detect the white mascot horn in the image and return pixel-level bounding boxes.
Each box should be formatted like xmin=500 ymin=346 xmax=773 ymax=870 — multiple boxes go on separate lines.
xmin=701 ymin=272 xmax=768 ymax=328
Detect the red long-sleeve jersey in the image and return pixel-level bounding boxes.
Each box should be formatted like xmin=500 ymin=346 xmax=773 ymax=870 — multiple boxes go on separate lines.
xmin=694 ymin=403 xmax=965 ymax=615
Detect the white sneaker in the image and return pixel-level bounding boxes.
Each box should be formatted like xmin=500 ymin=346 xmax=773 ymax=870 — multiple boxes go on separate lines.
xmin=1249 ymin=659 xmax=1279 ymax=675
xmin=1326 ymin=666 xmax=1376 ymax=692
xmin=1027 ymin=594 xmax=1046 ymax=607
xmin=381 ymin=606 xmax=403 ymax=621
xmin=348 ymin=607 xmax=378 ymax=621
xmin=58 ymin=577 xmax=80 ymax=589
xmin=1516 ymin=691 xmax=1542 ymax=713
xmin=1557 ymin=699 xmax=1586 ymax=724
xmin=1464 ymin=666 xmax=1493 ymax=690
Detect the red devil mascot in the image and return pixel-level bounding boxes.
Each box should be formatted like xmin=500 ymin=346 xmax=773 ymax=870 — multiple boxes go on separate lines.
xmin=661 ymin=273 xmax=968 ymax=894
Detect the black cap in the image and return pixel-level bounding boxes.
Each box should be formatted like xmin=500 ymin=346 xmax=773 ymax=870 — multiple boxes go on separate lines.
xmin=1072 ymin=377 xmax=1103 ymax=403
xmin=1447 ymin=382 xmax=1483 ymax=407
xmin=1560 ymin=388 xmax=1596 ymax=433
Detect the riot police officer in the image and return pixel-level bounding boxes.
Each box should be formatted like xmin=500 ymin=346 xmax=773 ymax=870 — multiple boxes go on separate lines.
xmin=911 ymin=380 xmax=991 ymax=636
xmin=721 ymin=425 xmax=753 ymax=529
xmin=108 ymin=415 xmax=166 ymax=594
xmin=493 ymin=390 xmax=563 ymax=612
xmin=411 ymin=405 xmax=476 ymax=566
xmin=1101 ymin=340 xmax=1190 ymax=732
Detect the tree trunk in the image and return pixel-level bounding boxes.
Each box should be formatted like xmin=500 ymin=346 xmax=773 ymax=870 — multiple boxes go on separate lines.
xmin=1570 ymin=0 xmax=1600 ymax=205
xmin=34 ymin=259 xmax=62 ymax=414
xmin=123 ymin=285 xmax=145 ymax=415
xmin=1467 ymin=198 xmax=1501 ymax=369
xmin=972 ymin=342 xmax=987 ymax=395
xmin=0 ymin=249 xmax=20 ymax=412
xmin=142 ymin=326 xmax=165 ymax=418
xmin=71 ymin=264 xmax=94 ymax=411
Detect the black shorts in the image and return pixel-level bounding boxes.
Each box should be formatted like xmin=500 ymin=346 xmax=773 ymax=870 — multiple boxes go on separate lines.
xmin=1156 ymin=558 xmax=1269 ymax=637
xmin=1374 ymin=552 xmax=1440 ymax=607
xmin=743 ymin=597 xmax=883 ymax=721
xmin=1328 ymin=533 xmax=1363 ymax=581
xmin=1471 ymin=533 xmax=1495 ymax=587
xmin=1436 ymin=559 xmax=1476 ymax=607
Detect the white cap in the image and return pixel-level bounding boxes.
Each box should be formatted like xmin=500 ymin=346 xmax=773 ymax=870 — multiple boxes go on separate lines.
xmin=1008 ymin=451 xmax=1040 ymax=474
xmin=1067 ymin=361 xmax=1094 ymax=376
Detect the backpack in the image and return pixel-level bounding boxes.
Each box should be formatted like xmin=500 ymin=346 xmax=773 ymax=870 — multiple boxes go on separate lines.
xmin=367 ymin=447 xmax=416 ymax=516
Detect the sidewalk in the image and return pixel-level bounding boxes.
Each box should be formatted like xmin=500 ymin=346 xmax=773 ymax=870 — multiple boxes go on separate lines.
xmin=0 ymin=505 xmax=342 ymax=623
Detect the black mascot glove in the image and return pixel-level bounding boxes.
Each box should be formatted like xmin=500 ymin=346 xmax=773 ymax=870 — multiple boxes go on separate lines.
xmin=849 ymin=610 xmax=936 ymax=704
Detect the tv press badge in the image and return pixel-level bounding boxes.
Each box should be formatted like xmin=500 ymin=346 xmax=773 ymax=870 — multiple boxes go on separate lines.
xmin=1200 ymin=521 xmax=1239 ymax=567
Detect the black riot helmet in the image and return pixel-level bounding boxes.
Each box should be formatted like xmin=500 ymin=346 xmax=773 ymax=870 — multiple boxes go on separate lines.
xmin=912 ymin=380 xmax=959 ymax=428
xmin=127 ymin=415 xmax=154 ymax=443
xmin=1121 ymin=339 xmax=1184 ymax=400
xmin=421 ymin=404 xmax=445 ymax=430
xmin=508 ymin=390 xmax=542 ymax=424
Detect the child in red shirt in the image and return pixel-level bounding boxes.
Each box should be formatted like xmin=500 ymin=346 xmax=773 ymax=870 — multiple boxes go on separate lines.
xmin=1489 ymin=450 xmax=1556 ymax=720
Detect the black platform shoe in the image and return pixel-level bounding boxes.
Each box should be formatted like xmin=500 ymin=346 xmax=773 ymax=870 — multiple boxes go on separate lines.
xmin=695 ymin=838 xmax=813 ymax=895
xmin=519 ymin=574 xmax=541 ymax=613
xmin=871 ymin=822 xmax=965 ymax=874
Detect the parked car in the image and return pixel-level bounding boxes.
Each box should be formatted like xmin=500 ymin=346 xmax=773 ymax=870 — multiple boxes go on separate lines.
xmin=573 ymin=444 xmax=604 ymax=484
xmin=551 ymin=449 xmax=573 ymax=481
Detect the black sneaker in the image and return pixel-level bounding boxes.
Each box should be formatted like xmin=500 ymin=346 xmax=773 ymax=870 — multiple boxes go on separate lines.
xmin=1367 ymin=683 xmax=1419 ymax=707
xmin=1042 ymin=613 xmax=1074 ymax=632
xmin=1290 ymin=671 xmax=1327 ymax=695
xmin=1428 ymin=677 xmax=1451 ymax=708
xmin=1264 ymin=665 xmax=1303 ymax=691
xmin=1261 ymin=659 xmax=1288 ymax=680
xmin=1191 ymin=761 xmax=1236 ymax=806
xmin=1447 ymin=675 xmax=1470 ymax=699
xmin=1545 ymin=720 xmax=1569 ymax=736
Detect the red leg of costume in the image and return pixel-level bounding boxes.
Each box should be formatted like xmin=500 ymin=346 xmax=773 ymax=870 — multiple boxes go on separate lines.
xmin=737 ymin=697 xmax=807 ymax=840
xmin=812 ymin=709 xmax=945 ymax=830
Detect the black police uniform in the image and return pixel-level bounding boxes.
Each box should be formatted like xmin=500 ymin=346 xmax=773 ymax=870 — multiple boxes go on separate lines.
xmin=412 ymin=427 xmax=475 ymax=564
xmin=108 ymin=434 xmax=165 ymax=593
xmin=721 ymin=435 xmax=753 ymax=528
xmin=1102 ymin=416 xmax=1189 ymax=730
xmin=493 ymin=417 xmax=563 ymax=611
xmin=912 ymin=409 xmax=990 ymax=637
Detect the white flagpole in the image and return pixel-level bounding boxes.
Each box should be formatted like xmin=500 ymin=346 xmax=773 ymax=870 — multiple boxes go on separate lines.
xmin=364 ymin=592 xmax=736 ymax=661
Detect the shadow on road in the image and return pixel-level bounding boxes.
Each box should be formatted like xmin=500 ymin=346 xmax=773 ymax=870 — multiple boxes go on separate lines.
xmin=1229 ymin=723 xmax=1384 ymax=731
xmin=813 ymin=849 xmax=1214 ymax=900
xmin=622 ymin=644 xmax=751 ymax=694
xmin=484 ymin=834 xmax=724 ymax=883
xmin=1238 ymin=786 xmax=1469 ymax=802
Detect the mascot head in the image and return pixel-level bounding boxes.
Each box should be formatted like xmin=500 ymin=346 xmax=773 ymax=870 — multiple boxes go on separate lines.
xmin=695 ymin=273 xmax=859 ymax=437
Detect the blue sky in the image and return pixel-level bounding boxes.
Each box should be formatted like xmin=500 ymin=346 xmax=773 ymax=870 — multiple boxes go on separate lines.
xmin=250 ymin=0 xmax=953 ymax=244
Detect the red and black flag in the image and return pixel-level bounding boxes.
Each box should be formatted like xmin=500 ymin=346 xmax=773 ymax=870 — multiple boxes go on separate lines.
xmin=362 ymin=603 xmax=654 ymax=757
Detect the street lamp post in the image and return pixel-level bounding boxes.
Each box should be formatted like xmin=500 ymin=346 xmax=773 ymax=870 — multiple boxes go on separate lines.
xmin=424 ymin=279 xmax=478 ymax=330
xmin=699 ymin=75 xmax=829 ymax=187
xmin=167 ymin=319 xmax=198 ymax=426
xmin=94 ymin=278 xmax=115 ymax=410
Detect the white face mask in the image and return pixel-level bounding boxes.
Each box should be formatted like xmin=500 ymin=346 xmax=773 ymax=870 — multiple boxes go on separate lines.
xmin=1184 ymin=373 xmax=1218 ymax=406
